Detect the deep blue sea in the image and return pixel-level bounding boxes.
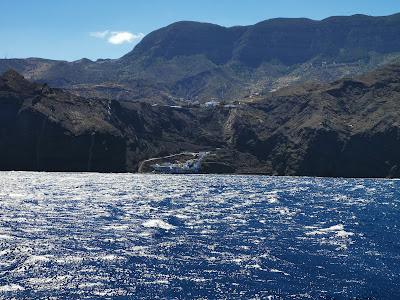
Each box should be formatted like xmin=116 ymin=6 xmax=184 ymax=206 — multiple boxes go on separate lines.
xmin=0 ymin=172 xmax=399 ymax=299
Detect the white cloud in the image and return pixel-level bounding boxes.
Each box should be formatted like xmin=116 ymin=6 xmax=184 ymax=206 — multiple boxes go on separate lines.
xmin=90 ymin=30 xmax=144 ymax=45
xmin=90 ymin=30 xmax=109 ymax=38
xmin=108 ymin=32 xmax=145 ymax=45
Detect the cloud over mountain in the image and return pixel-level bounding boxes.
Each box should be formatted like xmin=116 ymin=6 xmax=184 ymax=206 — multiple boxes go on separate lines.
xmin=108 ymin=32 xmax=144 ymax=44
xmin=90 ymin=30 xmax=144 ymax=45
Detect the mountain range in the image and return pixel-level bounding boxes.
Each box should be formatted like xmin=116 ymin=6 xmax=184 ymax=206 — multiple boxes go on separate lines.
xmin=2 ymin=13 xmax=400 ymax=104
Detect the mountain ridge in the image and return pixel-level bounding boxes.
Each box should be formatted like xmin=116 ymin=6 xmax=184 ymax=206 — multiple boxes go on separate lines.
xmin=2 ymin=13 xmax=400 ymax=103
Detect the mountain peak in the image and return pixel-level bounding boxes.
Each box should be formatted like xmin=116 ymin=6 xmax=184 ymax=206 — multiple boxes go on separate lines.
xmin=123 ymin=20 xmax=245 ymax=64
xmin=122 ymin=12 xmax=400 ymax=68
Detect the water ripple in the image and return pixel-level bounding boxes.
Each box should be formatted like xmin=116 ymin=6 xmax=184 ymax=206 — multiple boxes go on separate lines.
xmin=0 ymin=172 xmax=399 ymax=299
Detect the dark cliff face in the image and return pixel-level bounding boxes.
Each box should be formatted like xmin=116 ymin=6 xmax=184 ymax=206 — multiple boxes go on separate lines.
xmin=2 ymin=13 xmax=400 ymax=103
xmin=0 ymin=70 xmax=127 ymax=172
xmin=2 ymin=65 xmax=400 ymax=178
xmin=222 ymin=63 xmax=400 ymax=177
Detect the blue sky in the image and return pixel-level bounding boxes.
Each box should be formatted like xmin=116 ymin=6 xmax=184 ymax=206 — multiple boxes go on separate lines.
xmin=1 ymin=0 xmax=400 ymax=61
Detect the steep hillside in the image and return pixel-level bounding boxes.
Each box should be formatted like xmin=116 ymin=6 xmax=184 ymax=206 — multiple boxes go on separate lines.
xmin=223 ymin=63 xmax=400 ymax=177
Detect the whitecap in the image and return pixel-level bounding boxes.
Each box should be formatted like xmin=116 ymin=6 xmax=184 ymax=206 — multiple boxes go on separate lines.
xmin=24 ymin=255 xmax=52 ymax=265
xmin=55 ymin=255 xmax=84 ymax=264
xmin=270 ymin=268 xmax=290 ymax=276
xmin=305 ymin=224 xmax=354 ymax=238
xmin=142 ymin=219 xmax=175 ymax=230
xmin=306 ymin=224 xmax=342 ymax=235
xmin=154 ymin=279 xmax=169 ymax=284
xmin=305 ymin=224 xmax=355 ymax=251
xmin=8 ymin=193 xmax=26 ymax=199
xmin=0 ymin=284 xmax=25 ymax=292
xmin=130 ymin=245 xmax=148 ymax=252
xmin=102 ymin=224 xmax=129 ymax=231
xmin=78 ymin=282 xmax=104 ymax=289
xmin=99 ymin=254 xmax=123 ymax=261
xmin=174 ymin=214 xmax=191 ymax=219
xmin=266 ymin=192 xmax=279 ymax=203
xmin=0 ymin=234 xmax=13 ymax=240
xmin=335 ymin=230 xmax=354 ymax=238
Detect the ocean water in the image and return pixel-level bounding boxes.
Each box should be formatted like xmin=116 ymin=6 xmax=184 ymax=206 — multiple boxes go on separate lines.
xmin=0 ymin=172 xmax=399 ymax=299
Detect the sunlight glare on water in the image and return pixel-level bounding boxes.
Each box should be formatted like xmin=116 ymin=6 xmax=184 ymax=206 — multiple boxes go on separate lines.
xmin=0 ymin=172 xmax=399 ymax=299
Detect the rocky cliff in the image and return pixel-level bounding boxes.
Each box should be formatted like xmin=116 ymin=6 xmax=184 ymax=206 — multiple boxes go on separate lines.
xmin=2 ymin=64 xmax=400 ymax=178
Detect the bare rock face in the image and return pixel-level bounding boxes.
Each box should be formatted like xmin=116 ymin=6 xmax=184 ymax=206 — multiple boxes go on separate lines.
xmin=0 ymin=70 xmax=126 ymax=172
xmin=2 ymin=64 xmax=400 ymax=178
